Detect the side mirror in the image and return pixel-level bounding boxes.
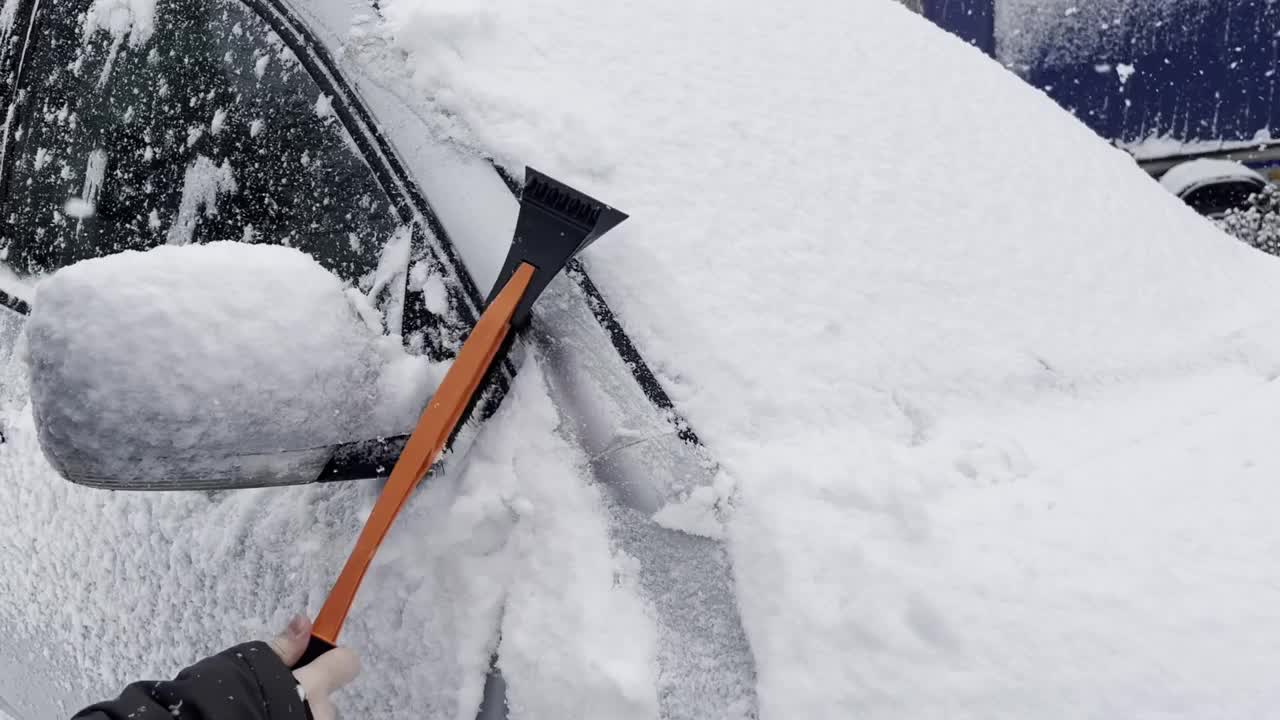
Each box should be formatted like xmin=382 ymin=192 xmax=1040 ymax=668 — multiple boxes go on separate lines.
xmin=25 ymin=168 xmax=626 ymax=491
xmin=24 ymin=241 xmax=424 ymax=490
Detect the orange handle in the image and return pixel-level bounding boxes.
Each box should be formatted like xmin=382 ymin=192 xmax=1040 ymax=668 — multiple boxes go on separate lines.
xmin=309 ymin=263 xmax=536 ymax=647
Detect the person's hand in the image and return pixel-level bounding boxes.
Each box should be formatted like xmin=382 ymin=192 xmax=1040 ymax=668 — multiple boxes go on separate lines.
xmin=268 ymin=615 xmax=361 ymax=720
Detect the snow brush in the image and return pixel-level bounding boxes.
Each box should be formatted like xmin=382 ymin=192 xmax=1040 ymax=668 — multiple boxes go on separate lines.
xmin=296 ymin=168 xmax=627 ymax=668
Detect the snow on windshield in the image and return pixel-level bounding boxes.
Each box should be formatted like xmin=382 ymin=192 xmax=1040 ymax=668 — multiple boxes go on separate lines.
xmin=373 ymin=0 xmax=1280 ymax=717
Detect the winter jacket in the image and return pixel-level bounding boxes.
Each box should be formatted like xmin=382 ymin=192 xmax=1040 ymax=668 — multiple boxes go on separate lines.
xmin=72 ymin=641 xmax=309 ymax=720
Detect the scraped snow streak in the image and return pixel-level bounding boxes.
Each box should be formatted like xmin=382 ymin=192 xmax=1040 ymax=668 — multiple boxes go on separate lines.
xmin=7 ymin=1 xmax=1280 ymax=719
xmin=366 ymin=225 xmax=412 ymax=337
xmin=82 ymin=0 xmax=157 ymax=84
xmin=65 ymin=148 xmax=108 ymax=222
xmin=83 ymin=0 xmax=156 ymax=46
xmin=0 ymin=0 xmax=22 ymax=46
xmin=165 ymin=155 xmax=236 ymax=245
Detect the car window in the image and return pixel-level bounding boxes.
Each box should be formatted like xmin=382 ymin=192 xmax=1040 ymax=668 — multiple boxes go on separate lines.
xmin=0 ymin=0 xmax=402 ymax=291
xmin=1182 ymin=181 xmax=1266 ymax=217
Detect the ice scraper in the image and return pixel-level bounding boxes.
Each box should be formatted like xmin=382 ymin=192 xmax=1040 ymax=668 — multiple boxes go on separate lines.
xmin=295 ymin=168 xmax=627 ymax=668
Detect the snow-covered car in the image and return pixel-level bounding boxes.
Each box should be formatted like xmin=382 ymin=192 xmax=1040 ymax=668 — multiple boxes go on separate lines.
xmin=8 ymin=1 xmax=1280 ymax=719
xmin=1158 ymin=158 xmax=1269 ymax=219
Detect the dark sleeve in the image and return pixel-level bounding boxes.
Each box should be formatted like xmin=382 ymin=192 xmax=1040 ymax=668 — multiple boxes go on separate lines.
xmin=72 ymin=641 xmax=310 ymax=720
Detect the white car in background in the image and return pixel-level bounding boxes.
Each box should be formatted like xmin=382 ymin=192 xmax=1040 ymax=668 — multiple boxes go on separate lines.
xmin=1158 ymin=158 xmax=1268 ymax=218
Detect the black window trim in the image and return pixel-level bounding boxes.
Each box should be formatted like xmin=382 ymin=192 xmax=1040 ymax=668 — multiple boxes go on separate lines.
xmin=0 ymin=287 xmax=27 ymax=316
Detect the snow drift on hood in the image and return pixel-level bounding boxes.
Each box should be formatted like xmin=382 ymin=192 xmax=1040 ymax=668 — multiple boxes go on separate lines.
xmin=375 ymin=0 xmax=1280 ymax=717
xmin=377 ymin=0 xmax=1280 ymax=443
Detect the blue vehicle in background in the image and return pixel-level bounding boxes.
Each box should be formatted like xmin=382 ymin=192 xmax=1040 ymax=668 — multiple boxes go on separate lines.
xmin=921 ymin=0 xmax=1280 ymax=214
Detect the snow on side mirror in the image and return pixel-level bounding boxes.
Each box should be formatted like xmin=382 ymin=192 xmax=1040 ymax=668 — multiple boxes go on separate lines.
xmin=23 ymin=242 xmax=436 ymax=490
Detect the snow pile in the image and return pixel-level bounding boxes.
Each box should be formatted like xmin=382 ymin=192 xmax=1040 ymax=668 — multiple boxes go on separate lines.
xmin=376 ymin=0 xmax=1280 ymax=421
xmin=444 ymin=363 xmax=660 ymax=720
xmin=24 ymin=242 xmax=435 ymax=488
xmin=376 ymin=0 xmax=1280 ymax=717
xmin=375 ymin=0 xmax=609 ymax=171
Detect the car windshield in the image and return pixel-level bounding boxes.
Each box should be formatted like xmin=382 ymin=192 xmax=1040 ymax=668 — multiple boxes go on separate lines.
xmin=0 ymin=0 xmax=399 ymax=286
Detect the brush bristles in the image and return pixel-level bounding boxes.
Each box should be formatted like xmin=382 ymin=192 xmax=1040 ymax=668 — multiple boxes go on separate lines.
xmin=525 ymin=175 xmax=604 ymax=227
